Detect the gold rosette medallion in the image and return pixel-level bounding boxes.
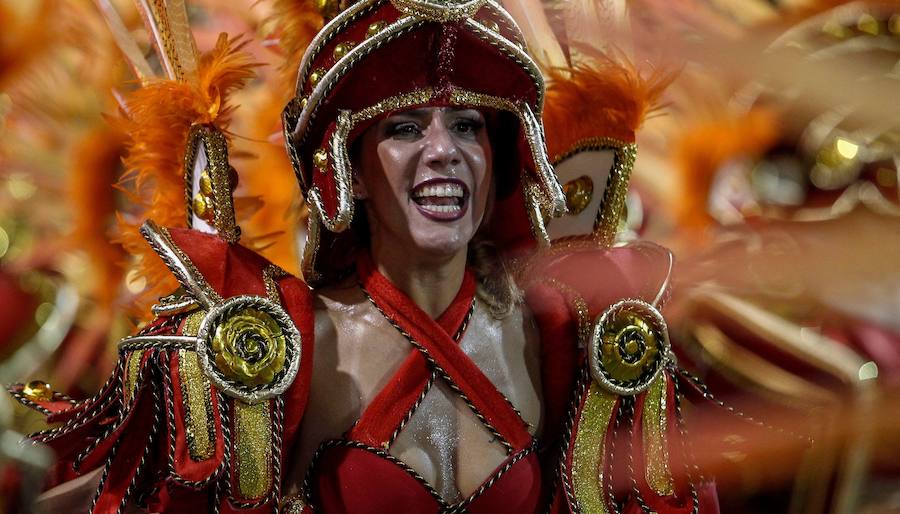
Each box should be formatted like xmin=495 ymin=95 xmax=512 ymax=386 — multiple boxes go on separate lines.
xmin=197 ymin=295 xmax=302 ymax=403
xmin=589 ymin=299 xmax=670 ymax=395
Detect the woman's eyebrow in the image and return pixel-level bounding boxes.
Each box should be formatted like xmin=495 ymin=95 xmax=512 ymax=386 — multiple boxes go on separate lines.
xmin=389 ymin=108 xmax=430 ymax=120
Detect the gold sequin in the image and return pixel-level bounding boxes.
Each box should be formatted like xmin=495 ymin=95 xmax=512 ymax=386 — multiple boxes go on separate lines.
xmin=179 ymin=350 xmax=215 ymax=460
xmin=234 ymin=400 xmax=273 ymax=500
xmin=309 ymin=67 xmax=327 ymax=87
xmin=572 ymin=382 xmax=617 ymax=514
xmin=313 ymin=148 xmax=329 ymax=171
xmin=643 ymin=374 xmax=674 ymax=495
xmin=366 ymin=21 xmax=386 ymax=37
xmin=563 ymin=175 xmax=594 ymax=215
xmin=351 ymin=88 xmax=435 ymax=124
xmin=199 ymin=170 xmax=213 ymax=195
xmin=332 ymin=41 xmax=356 ymax=60
xmin=483 ymin=19 xmax=499 ymax=32
xmin=22 ymin=380 xmax=53 ymax=402
xmin=857 ymin=13 xmax=879 ymax=35
xmin=282 ymin=496 xmax=307 ymax=513
xmin=192 ymin=192 xmax=213 ymax=221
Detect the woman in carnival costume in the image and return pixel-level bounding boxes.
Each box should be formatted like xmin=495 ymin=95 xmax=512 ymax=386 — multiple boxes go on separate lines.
xmin=11 ymin=0 xmax=722 ymax=512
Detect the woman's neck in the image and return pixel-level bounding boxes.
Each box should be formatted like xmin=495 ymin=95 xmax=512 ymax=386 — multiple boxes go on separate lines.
xmin=369 ymin=242 xmax=467 ymax=319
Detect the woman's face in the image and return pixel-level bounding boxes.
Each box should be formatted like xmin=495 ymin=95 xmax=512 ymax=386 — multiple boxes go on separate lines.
xmin=355 ymin=107 xmax=494 ymax=260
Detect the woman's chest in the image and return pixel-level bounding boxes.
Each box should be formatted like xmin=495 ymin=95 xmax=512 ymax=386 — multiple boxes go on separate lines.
xmin=290 ymin=287 xmax=543 ymax=500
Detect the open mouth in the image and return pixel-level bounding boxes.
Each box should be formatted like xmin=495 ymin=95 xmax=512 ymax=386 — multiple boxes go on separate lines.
xmin=410 ymin=178 xmax=469 ymax=221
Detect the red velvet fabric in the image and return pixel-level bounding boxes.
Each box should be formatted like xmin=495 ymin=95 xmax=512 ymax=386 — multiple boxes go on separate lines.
xmin=315 ymin=447 xmax=442 ymax=514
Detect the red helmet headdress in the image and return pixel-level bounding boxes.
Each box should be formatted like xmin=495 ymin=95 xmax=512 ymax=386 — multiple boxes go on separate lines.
xmin=283 ymin=0 xmax=566 ymax=284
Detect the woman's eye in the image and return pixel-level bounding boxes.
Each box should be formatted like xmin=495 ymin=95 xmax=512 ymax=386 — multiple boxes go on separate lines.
xmin=451 ymin=118 xmax=483 ymax=137
xmin=388 ymin=122 xmax=421 ymax=138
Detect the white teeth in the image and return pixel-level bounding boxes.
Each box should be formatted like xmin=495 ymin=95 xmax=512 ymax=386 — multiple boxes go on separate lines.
xmin=411 ymin=183 xmax=464 ymax=198
xmin=420 ymin=204 xmax=461 ymax=213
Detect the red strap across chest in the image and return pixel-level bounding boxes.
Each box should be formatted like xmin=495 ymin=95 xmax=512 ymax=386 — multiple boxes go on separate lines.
xmin=350 ymin=254 xmax=531 ymax=451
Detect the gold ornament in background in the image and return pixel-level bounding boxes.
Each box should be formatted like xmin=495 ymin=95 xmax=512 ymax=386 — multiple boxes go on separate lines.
xmin=211 ymin=308 xmax=288 ymax=387
xmin=22 ymin=380 xmax=53 ymax=402
xmin=316 ymin=0 xmax=342 ymax=21
xmin=562 ymin=175 xmax=593 ymax=215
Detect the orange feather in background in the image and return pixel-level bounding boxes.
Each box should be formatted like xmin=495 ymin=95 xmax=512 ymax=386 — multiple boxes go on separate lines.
xmin=113 ymin=34 xmax=259 ymax=316
xmin=542 ymin=51 xmax=674 ymax=158
xmin=671 ymin=108 xmax=781 ymax=234
xmin=266 ymin=0 xmax=324 ymax=73
xmin=67 ymin=125 xmax=128 ymax=311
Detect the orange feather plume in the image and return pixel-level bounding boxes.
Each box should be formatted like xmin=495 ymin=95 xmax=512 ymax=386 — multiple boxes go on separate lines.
xmin=113 ymin=33 xmax=258 ymax=316
xmin=265 ymin=0 xmax=323 ymax=73
xmin=672 ymin=107 xmax=781 ymax=233
xmin=543 ymin=52 xmax=675 ymax=159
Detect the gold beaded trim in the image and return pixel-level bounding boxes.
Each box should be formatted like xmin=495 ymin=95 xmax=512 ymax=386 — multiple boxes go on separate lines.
xmin=262 ymin=264 xmax=289 ymax=305
xmin=522 ymin=175 xmax=551 ymax=248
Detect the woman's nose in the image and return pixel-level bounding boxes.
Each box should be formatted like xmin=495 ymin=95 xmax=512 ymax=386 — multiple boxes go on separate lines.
xmin=422 ymin=118 xmax=462 ymax=170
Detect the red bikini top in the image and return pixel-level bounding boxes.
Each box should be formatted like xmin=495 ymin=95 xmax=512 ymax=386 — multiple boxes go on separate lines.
xmin=305 ymin=255 xmax=546 ymax=514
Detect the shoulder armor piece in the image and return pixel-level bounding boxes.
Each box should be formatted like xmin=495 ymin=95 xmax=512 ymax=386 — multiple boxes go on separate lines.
xmin=523 ymin=240 xmax=720 ymax=514
xmin=11 ymin=223 xmax=316 ymax=513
